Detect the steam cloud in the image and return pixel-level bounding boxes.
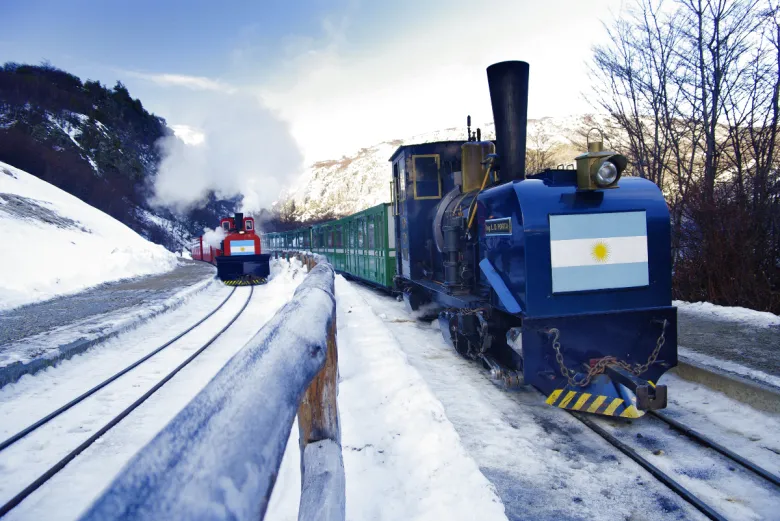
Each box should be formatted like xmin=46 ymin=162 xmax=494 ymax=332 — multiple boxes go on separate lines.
xmin=202 ymin=226 xmax=226 ymax=249
xmin=152 ymin=92 xmax=304 ymax=213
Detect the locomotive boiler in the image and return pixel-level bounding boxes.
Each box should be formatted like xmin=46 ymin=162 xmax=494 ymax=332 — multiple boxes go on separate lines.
xmin=391 ymin=61 xmax=677 ymax=418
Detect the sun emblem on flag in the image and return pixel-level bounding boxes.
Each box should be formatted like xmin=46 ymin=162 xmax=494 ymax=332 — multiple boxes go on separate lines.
xmin=591 ymin=241 xmax=610 ymax=263
xmin=240 ymin=246 xmax=246 ymax=252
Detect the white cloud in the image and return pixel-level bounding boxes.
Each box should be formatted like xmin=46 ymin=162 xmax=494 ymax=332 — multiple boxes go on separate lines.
xmin=255 ymin=0 xmax=628 ymax=164
xmin=122 ymin=70 xmax=235 ymax=92
xmin=123 ymin=0 xmax=629 ymax=211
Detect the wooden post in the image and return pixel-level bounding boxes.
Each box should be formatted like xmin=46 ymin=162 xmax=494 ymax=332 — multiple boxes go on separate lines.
xmin=297 ymin=305 xmax=343 ymax=521
xmin=298 ymin=313 xmax=340 ymax=447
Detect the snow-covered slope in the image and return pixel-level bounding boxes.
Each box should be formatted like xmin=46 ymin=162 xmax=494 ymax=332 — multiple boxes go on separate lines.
xmin=279 ymin=115 xmax=607 ymax=222
xmin=0 ymin=161 xmax=178 ymax=311
xmin=1 ymin=102 xmax=230 ymax=250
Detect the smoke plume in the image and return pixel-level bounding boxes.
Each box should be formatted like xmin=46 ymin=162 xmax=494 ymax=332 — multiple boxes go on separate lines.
xmin=202 ymin=226 xmax=226 ymax=249
xmin=152 ymin=91 xmax=304 ymax=213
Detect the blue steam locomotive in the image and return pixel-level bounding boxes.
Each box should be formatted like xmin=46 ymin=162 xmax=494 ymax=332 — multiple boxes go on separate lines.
xmin=391 ymin=61 xmax=676 ymax=418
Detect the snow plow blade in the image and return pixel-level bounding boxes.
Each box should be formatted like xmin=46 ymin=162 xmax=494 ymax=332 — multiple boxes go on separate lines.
xmin=216 ymin=253 xmax=271 ymax=286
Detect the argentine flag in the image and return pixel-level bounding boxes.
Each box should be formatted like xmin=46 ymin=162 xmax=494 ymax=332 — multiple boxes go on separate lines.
xmin=231 ymin=240 xmax=256 ymax=256
xmin=549 ymin=211 xmax=649 ymax=293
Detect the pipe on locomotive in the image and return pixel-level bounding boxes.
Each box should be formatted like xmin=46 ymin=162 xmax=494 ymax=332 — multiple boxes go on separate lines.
xmin=486 ymin=61 xmax=530 ymax=181
xmin=234 ymin=212 xmax=244 ymax=231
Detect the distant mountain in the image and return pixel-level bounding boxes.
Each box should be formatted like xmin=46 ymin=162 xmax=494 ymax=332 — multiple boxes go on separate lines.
xmin=0 ymin=62 xmax=237 ymax=251
xmin=275 ymin=115 xmax=608 ymax=223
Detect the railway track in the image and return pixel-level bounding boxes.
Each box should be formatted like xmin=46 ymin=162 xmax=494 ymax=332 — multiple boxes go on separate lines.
xmin=569 ymin=407 xmax=780 ymax=521
xmin=0 ymin=285 xmax=254 ymax=518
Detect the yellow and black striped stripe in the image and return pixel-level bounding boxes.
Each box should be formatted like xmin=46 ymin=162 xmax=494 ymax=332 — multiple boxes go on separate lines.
xmin=545 ymin=389 xmax=643 ymax=418
xmin=222 ymin=278 xmax=267 ymax=287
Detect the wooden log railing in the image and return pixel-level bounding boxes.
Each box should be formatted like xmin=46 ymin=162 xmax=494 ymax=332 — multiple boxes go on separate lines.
xmin=272 ymin=249 xmax=328 ymax=270
xmin=78 ymin=259 xmax=344 ymax=521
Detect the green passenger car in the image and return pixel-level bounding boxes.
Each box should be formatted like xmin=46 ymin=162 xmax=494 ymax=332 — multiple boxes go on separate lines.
xmin=260 ymin=203 xmax=396 ymax=289
xmin=261 ymin=227 xmax=311 ymax=254
xmin=310 ymin=203 xmax=396 ymax=288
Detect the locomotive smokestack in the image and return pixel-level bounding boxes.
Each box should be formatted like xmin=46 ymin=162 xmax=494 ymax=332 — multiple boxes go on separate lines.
xmin=487 ymin=61 xmax=529 ymax=181
xmin=234 ymin=212 xmax=243 ymax=231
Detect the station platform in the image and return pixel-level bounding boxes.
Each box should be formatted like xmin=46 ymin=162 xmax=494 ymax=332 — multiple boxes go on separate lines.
xmin=677 ymin=302 xmax=780 ymax=380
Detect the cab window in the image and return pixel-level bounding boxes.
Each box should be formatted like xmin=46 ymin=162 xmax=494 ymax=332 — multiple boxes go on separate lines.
xmin=245 ymin=220 xmax=253 ymax=231
xmin=413 ymin=155 xmax=441 ymax=199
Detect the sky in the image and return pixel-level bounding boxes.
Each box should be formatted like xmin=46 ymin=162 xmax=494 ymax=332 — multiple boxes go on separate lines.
xmin=1 ymin=0 xmax=629 ymax=209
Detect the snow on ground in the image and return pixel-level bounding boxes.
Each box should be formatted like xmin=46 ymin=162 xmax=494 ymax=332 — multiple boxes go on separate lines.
xmin=266 ymin=274 xmax=508 ymax=521
xmin=679 ymin=347 xmax=780 ymax=389
xmin=674 ymin=300 xmax=780 ymax=328
xmin=0 ymin=276 xmax=214 ymax=373
xmin=342 ymin=282 xmax=706 ymax=521
xmin=8 ymin=259 xmax=775 ymax=520
xmin=0 ymin=161 xmax=177 ymax=311
xmin=0 ymin=258 xmax=305 ymax=520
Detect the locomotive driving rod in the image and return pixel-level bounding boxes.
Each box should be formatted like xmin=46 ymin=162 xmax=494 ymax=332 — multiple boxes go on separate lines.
xmin=604 ymin=365 xmax=667 ymax=411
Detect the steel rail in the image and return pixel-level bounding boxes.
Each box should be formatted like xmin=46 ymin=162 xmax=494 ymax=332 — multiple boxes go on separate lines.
xmin=569 ymin=411 xmax=727 ymax=521
xmin=0 ymin=286 xmax=254 ymax=518
xmin=650 ymin=411 xmax=780 ymax=488
xmin=0 ymin=287 xmax=237 ymax=453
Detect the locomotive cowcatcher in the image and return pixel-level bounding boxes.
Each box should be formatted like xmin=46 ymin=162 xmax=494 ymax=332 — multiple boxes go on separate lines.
xmin=391 ymin=60 xmax=677 ymax=418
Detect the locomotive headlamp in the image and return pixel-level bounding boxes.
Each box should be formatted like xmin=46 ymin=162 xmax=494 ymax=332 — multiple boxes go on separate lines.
xmin=575 ymin=129 xmax=628 ymax=190
xmin=595 ymin=161 xmax=618 ymax=187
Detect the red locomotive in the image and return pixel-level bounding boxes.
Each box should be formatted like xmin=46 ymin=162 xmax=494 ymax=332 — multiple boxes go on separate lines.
xmin=191 ymin=213 xmax=270 ymax=286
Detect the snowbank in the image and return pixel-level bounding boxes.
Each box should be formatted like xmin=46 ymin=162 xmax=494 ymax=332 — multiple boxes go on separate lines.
xmin=266 ymin=274 xmax=507 ymax=521
xmin=674 ymin=300 xmax=780 ymax=328
xmin=0 ymin=162 xmax=177 ymax=310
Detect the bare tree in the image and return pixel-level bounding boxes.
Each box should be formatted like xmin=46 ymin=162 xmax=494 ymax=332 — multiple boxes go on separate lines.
xmin=591 ymin=0 xmax=780 ymax=312
xmin=525 ymin=124 xmax=557 ymax=174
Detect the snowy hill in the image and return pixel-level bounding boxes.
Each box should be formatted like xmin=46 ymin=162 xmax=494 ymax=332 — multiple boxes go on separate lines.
xmin=277 ymin=115 xmax=607 ymax=223
xmin=0 ymin=63 xmax=239 ymax=251
xmin=0 ymin=161 xmax=178 ymax=311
